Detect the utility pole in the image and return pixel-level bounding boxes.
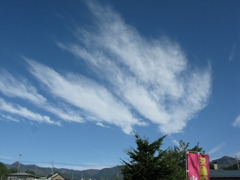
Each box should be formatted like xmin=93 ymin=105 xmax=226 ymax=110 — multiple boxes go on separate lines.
xmin=18 ymin=154 xmax=22 ymax=173
xmin=235 ymin=155 xmax=240 ymax=170
xmin=51 ymin=161 xmax=54 ymax=174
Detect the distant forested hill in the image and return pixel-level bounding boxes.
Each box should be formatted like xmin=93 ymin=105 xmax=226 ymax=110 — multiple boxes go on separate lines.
xmin=4 ymin=162 xmax=122 ymax=180
xmin=3 ymin=156 xmax=239 ymax=180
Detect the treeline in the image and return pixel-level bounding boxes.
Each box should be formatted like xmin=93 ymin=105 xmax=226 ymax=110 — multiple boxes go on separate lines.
xmin=121 ymin=134 xmax=205 ymax=180
xmin=0 ymin=163 xmax=36 ymax=179
xmin=0 ymin=162 xmax=17 ymax=178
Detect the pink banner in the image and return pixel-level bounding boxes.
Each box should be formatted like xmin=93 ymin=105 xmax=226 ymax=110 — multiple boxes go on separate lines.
xmin=187 ymin=153 xmax=210 ymax=180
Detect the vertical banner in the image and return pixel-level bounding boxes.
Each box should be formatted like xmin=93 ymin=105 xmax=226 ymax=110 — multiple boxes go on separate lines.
xmin=187 ymin=153 xmax=210 ymax=180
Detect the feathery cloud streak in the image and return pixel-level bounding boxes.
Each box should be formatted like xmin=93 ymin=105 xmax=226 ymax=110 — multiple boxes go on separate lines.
xmin=233 ymin=115 xmax=240 ymax=127
xmin=208 ymin=143 xmax=225 ymax=155
xmin=0 ymin=1 xmax=211 ymax=134
xmin=26 ymin=59 xmax=144 ymax=134
xmin=0 ymin=69 xmax=84 ymax=124
xmin=0 ymin=69 xmax=46 ymax=104
xmin=0 ymin=98 xmax=60 ymax=125
xmin=58 ymin=1 xmax=212 ymax=134
xmin=236 ymin=152 xmax=240 ymax=159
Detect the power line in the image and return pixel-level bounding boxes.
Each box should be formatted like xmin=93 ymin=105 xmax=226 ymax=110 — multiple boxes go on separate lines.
xmin=0 ymin=157 xmax=118 ymax=168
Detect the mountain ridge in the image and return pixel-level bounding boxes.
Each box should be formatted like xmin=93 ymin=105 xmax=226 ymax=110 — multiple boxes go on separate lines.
xmin=4 ymin=162 xmax=122 ymax=180
xmin=3 ymin=155 xmax=239 ymax=180
xmin=210 ymin=156 xmax=239 ymax=168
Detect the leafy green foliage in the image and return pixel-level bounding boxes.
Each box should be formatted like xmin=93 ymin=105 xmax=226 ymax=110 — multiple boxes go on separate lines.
xmin=8 ymin=168 xmax=18 ymax=173
xmin=121 ymin=135 xmax=205 ymax=180
xmin=0 ymin=163 xmax=20 ymax=178
xmin=163 ymin=140 xmax=205 ymax=180
xmin=0 ymin=162 xmax=8 ymax=178
xmin=25 ymin=170 xmax=36 ymax=175
xmin=121 ymin=134 xmax=171 ymax=180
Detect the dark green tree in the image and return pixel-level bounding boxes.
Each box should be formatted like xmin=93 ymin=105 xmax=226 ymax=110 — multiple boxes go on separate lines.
xmin=163 ymin=140 xmax=205 ymax=180
xmin=121 ymin=135 xmax=205 ymax=180
xmin=8 ymin=168 xmax=18 ymax=174
xmin=121 ymin=134 xmax=170 ymax=180
xmin=25 ymin=170 xmax=36 ymax=175
xmin=0 ymin=162 xmax=8 ymax=179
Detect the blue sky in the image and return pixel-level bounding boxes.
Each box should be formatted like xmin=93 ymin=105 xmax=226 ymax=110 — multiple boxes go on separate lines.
xmin=0 ymin=0 xmax=240 ymax=170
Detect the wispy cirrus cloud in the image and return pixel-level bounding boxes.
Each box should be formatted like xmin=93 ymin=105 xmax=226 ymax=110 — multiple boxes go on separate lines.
xmin=26 ymin=59 xmax=145 ymax=134
xmin=235 ymin=152 xmax=240 ymax=159
xmin=0 ymin=114 xmax=19 ymax=122
xmin=208 ymin=143 xmax=225 ymax=155
xmin=0 ymin=0 xmax=211 ymax=134
xmin=0 ymin=69 xmax=46 ymax=104
xmin=228 ymin=43 xmax=240 ymax=62
xmin=0 ymin=69 xmax=84 ymax=123
xmin=233 ymin=115 xmax=240 ymax=127
xmin=57 ymin=0 xmax=212 ymax=134
xmin=0 ymin=98 xmax=60 ymax=125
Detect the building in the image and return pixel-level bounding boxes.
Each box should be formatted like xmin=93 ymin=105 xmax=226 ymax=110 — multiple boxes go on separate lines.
xmin=7 ymin=173 xmax=38 ymax=180
xmin=211 ymin=170 xmax=240 ymax=180
xmin=47 ymin=173 xmax=69 ymax=180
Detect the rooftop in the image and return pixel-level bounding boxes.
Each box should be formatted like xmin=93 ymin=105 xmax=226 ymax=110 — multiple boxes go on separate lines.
xmin=8 ymin=173 xmax=37 ymax=177
xmin=211 ymin=170 xmax=240 ymax=178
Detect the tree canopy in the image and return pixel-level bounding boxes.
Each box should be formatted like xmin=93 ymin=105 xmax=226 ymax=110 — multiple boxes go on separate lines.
xmin=163 ymin=140 xmax=205 ymax=180
xmin=121 ymin=134 xmax=205 ymax=180
xmin=121 ymin=134 xmax=171 ymax=180
xmin=25 ymin=170 xmax=36 ymax=175
xmin=0 ymin=163 xmax=19 ymax=179
xmin=0 ymin=162 xmax=8 ymax=178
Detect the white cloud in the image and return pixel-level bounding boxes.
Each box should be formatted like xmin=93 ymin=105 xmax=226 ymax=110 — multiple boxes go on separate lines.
xmin=168 ymin=136 xmax=180 ymax=146
xmin=228 ymin=43 xmax=239 ymax=62
xmin=0 ymin=69 xmax=46 ymax=104
xmin=235 ymin=152 xmax=240 ymax=159
xmin=58 ymin=1 xmax=212 ymax=134
xmin=0 ymin=114 xmax=19 ymax=122
xmin=0 ymin=1 xmax=211 ymax=134
xmin=233 ymin=115 xmax=240 ymax=127
xmin=96 ymin=122 xmax=109 ymax=128
xmin=0 ymin=69 xmax=84 ymax=123
xmin=208 ymin=143 xmax=225 ymax=155
xmin=0 ymin=98 xmax=60 ymax=125
xmin=0 ymin=155 xmax=15 ymax=163
xmin=26 ymin=59 xmax=145 ymax=134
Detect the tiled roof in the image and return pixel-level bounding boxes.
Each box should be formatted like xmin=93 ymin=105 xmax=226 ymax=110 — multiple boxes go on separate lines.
xmin=7 ymin=173 xmax=37 ymax=177
xmin=211 ymin=170 xmax=240 ymax=178
xmin=47 ymin=173 xmax=70 ymax=180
